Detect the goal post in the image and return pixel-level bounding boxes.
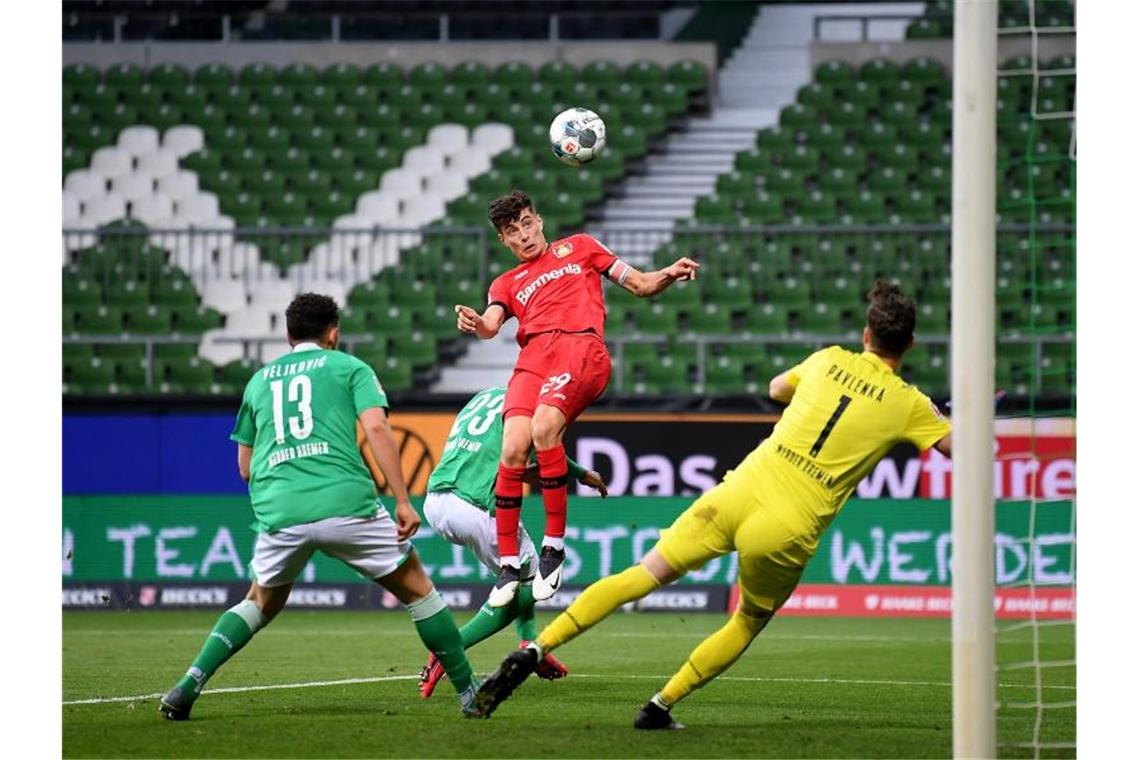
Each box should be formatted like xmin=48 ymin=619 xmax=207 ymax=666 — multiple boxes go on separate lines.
xmin=951 ymin=0 xmax=997 ymax=757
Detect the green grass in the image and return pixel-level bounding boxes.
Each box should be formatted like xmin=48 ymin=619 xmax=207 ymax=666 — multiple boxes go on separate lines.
xmin=63 ymin=611 xmax=1074 ymax=758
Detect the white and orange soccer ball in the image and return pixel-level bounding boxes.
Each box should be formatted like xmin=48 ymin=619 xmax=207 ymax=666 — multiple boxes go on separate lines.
xmin=549 ymin=107 xmax=607 ymax=166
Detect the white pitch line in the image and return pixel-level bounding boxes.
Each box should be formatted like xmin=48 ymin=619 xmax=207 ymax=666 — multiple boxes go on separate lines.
xmin=63 ymin=672 xmax=1074 ymax=707
xmin=62 ymin=674 xmax=419 ymax=706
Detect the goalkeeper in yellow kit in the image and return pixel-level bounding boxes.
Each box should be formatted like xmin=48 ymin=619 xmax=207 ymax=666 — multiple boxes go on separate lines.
xmin=472 ymin=281 xmax=953 ymax=727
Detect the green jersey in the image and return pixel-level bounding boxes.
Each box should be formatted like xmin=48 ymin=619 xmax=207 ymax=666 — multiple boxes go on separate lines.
xmin=230 ymin=343 xmax=388 ymax=532
xmin=426 ymin=386 xmax=585 ymax=512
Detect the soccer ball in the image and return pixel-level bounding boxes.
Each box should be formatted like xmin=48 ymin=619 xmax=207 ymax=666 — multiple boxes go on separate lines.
xmin=549 ymin=107 xmax=606 ymax=166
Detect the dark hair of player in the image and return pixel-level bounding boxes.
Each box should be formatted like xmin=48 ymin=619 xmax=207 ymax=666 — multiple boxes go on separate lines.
xmin=285 ymin=293 xmax=340 ymax=342
xmin=487 ymin=190 xmax=538 ymax=232
xmin=865 ymin=280 xmax=916 ymax=359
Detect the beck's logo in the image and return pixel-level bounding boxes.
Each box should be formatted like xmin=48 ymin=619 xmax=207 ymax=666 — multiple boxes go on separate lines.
xmin=554 ymin=243 xmax=573 ymax=259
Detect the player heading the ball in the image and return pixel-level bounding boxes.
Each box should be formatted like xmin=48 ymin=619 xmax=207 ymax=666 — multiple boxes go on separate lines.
xmin=454 ymin=190 xmax=699 ymax=607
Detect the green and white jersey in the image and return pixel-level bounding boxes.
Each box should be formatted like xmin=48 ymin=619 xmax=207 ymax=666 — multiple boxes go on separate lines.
xmin=230 ymin=343 xmax=388 ymax=533
xmin=426 ymin=386 xmax=585 ymax=513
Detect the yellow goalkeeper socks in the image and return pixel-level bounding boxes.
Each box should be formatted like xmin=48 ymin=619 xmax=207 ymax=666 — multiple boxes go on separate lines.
xmin=537 ymin=563 xmax=660 ymax=651
xmin=659 ymin=608 xmax=770 ymax=706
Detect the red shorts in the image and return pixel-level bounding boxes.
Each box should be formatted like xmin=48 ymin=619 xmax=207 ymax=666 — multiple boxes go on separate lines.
xmin=503 ymin=331 xmax=612 ymax=422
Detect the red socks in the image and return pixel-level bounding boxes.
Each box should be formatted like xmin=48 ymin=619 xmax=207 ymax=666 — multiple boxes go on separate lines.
xmin=536 ymin=444 xmax=569 ymax=546
xmin=494 ymin=464 xmax=526 ymax=566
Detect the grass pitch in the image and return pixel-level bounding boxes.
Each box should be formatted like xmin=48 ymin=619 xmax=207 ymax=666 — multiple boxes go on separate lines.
xmin=63 ymin=610 xmax=1074 ymax=758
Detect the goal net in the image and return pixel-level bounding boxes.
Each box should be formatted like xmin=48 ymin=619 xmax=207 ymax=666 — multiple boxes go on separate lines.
xmin=992 ymin=1 xmax=1075 ymax=756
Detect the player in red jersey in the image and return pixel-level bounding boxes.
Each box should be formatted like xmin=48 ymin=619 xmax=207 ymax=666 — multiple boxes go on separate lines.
xmin=455 ymin=190 xmax=700 ymax=607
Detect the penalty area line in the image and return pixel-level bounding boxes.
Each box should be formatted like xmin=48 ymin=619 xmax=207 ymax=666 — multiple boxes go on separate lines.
xmin=63 ymin=672 xmax=1074 ymax=707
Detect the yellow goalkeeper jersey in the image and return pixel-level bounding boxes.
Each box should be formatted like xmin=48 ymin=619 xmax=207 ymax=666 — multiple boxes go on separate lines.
xmin=735 ymin=345 xmax=951 ymax=544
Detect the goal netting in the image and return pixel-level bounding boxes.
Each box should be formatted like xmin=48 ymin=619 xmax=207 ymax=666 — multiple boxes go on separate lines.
xmin=992 ymin=1 xmax=1075 ymax=756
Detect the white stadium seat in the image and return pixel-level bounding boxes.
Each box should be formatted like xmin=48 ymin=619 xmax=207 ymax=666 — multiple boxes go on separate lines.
xmin=472 ymin=123 xmax=514 ymax=156
xmin=64 ymin=169 xmax=107 ymax=202
xmin=448 ymin=149 xmax=491 ymax=179
xmin=400 ymin=195 xmax=446 ymax=227
xmin=286 ymin=272 xmax=348 ymax=305
xmin=355 ymin=191 xmax=399 ymax=223
xmin=136 ymin=149 xmax=180 ymax=180
xmin=63 ymin=192 xmax=81 ymax=225
xmin=427 ymin=123 xmax=469 ymax=156
xmin=91 ymin=146 xmax=133 ymax=179
xmin=173 ymin=192 xmax=221 ymax=225
xmin=401 ymin=145 xmax=446 ymax=176
xmin=163 ymin=125 xmax=205 ymax=158
xmin=424 ymin=170 xmax=468 ymax=203
xmin=118 ymin=126 xmax=160 ymax=158
xmin=111 ymin=172 xmax=156 ymax=204
xmin=82 ymin=193 xmax=127 ymax=225
xmin=378 ymin=168 xmax=423 ymax=202
xmin=199 ymin=278 xmax=250 ymax=314
xmin=129 ymin=194 xmax=174 ymax=225
xmin=157 ymin=170 xmax=199 ymax=201
xmin=248 ymin=277 xmax=300 ymax=310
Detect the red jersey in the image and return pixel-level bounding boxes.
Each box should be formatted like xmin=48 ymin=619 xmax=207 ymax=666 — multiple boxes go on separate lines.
xmin=487 ymin=233 xmax=629 ymax=348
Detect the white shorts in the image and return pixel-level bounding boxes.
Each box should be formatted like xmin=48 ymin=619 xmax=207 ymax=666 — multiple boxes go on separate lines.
xmin=251 ymin=506 xmax=411 ymax=588
xmin=423 ymin=491 xmax=537 ymax=577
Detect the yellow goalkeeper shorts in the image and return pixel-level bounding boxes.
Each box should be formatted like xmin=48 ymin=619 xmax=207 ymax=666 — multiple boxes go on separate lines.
xmin=655 ymin=471 xmax=816 ymax=613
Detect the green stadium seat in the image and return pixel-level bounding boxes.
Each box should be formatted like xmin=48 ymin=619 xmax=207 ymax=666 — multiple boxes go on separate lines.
xmin=377 ymin=356 xmax=414 ymax=392
xmin=77 ymin=305 xmax=125 ymax=335
xmin=756 ymin=126 xmax=796 ymax=154
xmin=765 ymin=277 xmax=811 ymax=309
xmin=493 ymin=61 xmax=534 ymax=90
xmin=361 ymin=62 xmax=403 ymax=92
xmin=62 ymin=340 xmax=92 ymax=362
xmin=388 ymin=332 xmax=439 ymax=370
xmin=684 ymin=303 xmax=732 ymax=335
xmin=173 ymin=306 xmax=224 ymax=334
xmin=153 ymin=277 xmax=200 ymax=308
xmin=860 ymin=58 xmax=901 ymax=85
xmin=125 ymin=305 xmax=172 ymax=335
xmin=63 ymin=276 xmax=102 ymax=307
xmin=815 ymin=60 xmax=857 ymax=87
xmin=633 ymin=303 xmax=678 ymax=335
xmin=795 ymin=303 xmax=842 ymax=334
xmin=780 ymin=103 xmax=817 ymax=131
xmin=704 ymin=355 xmax=746 ymax=394
xmin=743 ymin=303 xmax=788 ymax=334
xmin=161 ymin=356 xmax=216 ymax=387
xmin=106 ymin=279 xmax=151 ymax=309
xmin=67 ymin=357 xmax=116 ymax=387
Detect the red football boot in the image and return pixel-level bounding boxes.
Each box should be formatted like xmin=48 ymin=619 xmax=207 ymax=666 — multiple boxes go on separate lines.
xmin=418 ymin=652 xmax=447 ymax=698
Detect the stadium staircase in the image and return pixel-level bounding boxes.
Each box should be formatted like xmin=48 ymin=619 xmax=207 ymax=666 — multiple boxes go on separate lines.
xmin=595 ymin=2 xmax=922 ymax=255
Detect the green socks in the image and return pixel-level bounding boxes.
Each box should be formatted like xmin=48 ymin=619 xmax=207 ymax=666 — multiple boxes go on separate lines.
xmin=178 ymin=599 xmax=266 ymax=695
xmin=514 ymin=584 xmax=539 ymax=642
xmin=461 ymin=583 xmax=538 ymax=648
xmin=408 ymin=590 xmax=473 ymax=694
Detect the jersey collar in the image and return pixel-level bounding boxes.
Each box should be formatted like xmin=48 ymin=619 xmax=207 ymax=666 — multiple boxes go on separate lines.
xmin=292 ymin=342 xmax=323 ymax=353
xmin=861 ymin=350 xmax=893 ymax=371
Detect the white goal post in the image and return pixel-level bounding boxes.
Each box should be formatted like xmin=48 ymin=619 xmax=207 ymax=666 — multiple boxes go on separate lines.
xmin=951 ymin=0 xmax=997 ymax=757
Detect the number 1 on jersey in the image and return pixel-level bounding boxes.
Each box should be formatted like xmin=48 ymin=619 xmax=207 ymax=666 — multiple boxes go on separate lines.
xmin=810 ymin=395 xmax=852 ymax=457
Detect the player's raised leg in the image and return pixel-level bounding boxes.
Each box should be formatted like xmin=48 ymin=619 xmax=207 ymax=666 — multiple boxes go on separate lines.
xmin=490 ymin=413 xmax=533 ymax=607
xmin=634 ymin=602 xmax=772 ymax=730
xmin=159 ymin=581 xmax=287 ymax=720
xmin=531 ymin=403 xmax=570 ymax=599
xmin=636 ymin=505 xmax=809 ymax=729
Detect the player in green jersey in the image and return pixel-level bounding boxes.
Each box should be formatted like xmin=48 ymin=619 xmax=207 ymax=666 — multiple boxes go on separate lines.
xmin=415 ymin=386 xmax=608 ymax=698
xmin=159 ymin=294 xmax=479 ymax=720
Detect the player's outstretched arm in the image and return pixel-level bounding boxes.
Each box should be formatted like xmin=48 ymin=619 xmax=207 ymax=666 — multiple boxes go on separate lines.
xmin=358 ymin=407 xmax=419 ymax=539
xmin=455 ymin=303 xmax=506 ymax=340
xmin=768 ymin=371 xmax=797 ymax=404
xmin=933 ymin=435 xmax=952 ymax=458
xmin=618 ymin=257 xmax=700 ymax=298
